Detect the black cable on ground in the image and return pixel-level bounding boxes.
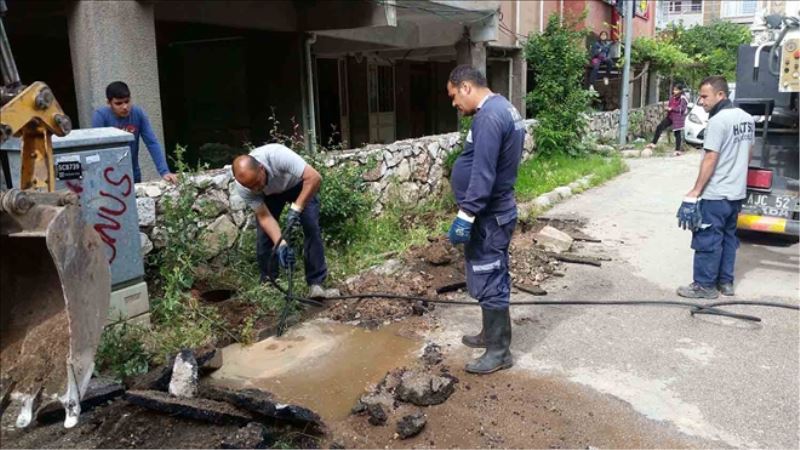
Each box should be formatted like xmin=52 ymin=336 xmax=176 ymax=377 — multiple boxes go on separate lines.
xmin=265 ymin=225 xmax=798 ymax=334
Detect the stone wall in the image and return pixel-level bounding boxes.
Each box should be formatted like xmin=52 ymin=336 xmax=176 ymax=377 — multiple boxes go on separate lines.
xmin=136 ymin=106 xmax=663 ymax=258
xmin=586 ymin=102 xmax=666 ymax=143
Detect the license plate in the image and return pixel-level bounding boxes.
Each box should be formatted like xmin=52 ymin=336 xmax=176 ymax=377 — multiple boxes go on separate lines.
xmin=743 ymin=192 xmax=797 ymax=218
xmin=56 ymin=160 xmax=82 ymax=180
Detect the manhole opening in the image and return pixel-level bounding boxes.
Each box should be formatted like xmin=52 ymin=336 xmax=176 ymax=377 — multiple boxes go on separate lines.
xmin=200 ymin=289 xmax=235 ymax=303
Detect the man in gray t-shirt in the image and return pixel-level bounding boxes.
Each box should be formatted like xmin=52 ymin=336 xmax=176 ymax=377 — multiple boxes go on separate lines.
xmin=676 ymin=76 xmax=754 ymax=299
xmin=232 ymin=144 xmax=333 ymax=298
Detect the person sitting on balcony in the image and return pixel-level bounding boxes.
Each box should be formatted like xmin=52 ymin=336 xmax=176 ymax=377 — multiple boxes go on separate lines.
xmin=588 ymin=31 xmax=614 ymax=89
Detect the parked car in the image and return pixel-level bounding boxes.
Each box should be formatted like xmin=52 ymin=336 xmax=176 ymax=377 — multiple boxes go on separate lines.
xmin=684 ymin=83 xmax=736 ymax=147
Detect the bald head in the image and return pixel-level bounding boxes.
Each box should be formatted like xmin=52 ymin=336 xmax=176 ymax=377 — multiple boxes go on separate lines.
xmin=233 ymin=155 xmax=266 ymax=191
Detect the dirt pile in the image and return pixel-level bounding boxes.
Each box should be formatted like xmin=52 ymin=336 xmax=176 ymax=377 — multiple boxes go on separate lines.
xmin=325 ymin=222 xmax=591 ymax=324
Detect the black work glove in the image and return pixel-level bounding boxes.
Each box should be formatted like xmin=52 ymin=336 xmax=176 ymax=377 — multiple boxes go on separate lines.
xmin=285 ymin=204 xmax=302 ymax=234
xmin=676 ymin=197 xmax=703 ymax=231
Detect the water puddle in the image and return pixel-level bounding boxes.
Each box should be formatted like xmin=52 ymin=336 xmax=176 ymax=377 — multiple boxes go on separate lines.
xmin=211 ymin=320 xmax=419 ymax=421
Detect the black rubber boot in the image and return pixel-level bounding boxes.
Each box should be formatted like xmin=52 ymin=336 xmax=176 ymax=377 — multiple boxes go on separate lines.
xmin=465 ymin=308 xmax=513 ymax=374
xmin=461 ymin=308 xmax=487 ymax=348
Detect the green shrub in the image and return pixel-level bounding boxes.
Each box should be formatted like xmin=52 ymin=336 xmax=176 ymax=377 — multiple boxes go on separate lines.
xmin=147 ymin=145 xmax=207 ymax=323
xmin=525 ymin=13 xmax=593 ymax=156
xmin=95 ymin=322 xmax=151 ymax=380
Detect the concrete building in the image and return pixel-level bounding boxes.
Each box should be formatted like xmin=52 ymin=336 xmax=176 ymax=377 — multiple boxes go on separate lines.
xmin=657 ymin=0 xmax=800 ymax=39
xmin=6 ymin=0 xmax=656 ymax=179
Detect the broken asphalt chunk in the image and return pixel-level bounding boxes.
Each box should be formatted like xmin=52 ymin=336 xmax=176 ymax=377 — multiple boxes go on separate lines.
xmin=394 ymin=370 xmax=457 ymax=406
xmin=201 ymin=385 xmax=325 ymax=433
xmin=366 ymin=403 xmax=387 ymax=426
xmin=125 ymin=390 xmax=254 ymax=425
xmin=396 ymin=412 xmax=427 ymax=439
xmin=422 ymin=342 xmax=443 ymax=366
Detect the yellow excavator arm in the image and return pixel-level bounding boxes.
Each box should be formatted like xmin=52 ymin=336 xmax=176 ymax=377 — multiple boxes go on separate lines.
xmin=0 ymin=81 xmax=72 ymax=191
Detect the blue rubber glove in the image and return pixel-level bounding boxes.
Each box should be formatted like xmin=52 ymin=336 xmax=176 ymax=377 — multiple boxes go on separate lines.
xmin=285 ymin=204 xmax=302 ymax=234
xmin=448 ymin=210 xmax=474 ymax=245
xmin=676 ymin=197 xmax=702 ymax=231
xmin=277 ymin=241 xmax=296 ymax=269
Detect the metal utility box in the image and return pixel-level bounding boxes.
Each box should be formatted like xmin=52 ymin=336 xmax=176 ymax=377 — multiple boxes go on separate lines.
xmin=1 ymin=128 xmax=143 ymax=287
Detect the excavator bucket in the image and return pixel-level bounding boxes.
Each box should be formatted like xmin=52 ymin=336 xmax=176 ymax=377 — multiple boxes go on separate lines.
xmin=0 ymin=189 xmax=110 ymax=428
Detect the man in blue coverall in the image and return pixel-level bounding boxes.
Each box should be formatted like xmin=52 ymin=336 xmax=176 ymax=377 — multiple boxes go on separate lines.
xmin=92 ymin=81 xmax=176 ymax=183
xmin=446 ymin=65 xmax=526 ymax=374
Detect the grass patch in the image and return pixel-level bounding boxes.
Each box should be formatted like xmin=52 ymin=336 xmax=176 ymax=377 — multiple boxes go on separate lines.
xmin=326 ymin=201 xmax=452 ymax=279
xmin=515 ymin=153 xmax=628 ymax=201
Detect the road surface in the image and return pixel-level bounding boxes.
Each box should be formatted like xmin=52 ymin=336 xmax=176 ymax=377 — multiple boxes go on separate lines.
xmin=434 ymin=153 xmax=799 ymax=448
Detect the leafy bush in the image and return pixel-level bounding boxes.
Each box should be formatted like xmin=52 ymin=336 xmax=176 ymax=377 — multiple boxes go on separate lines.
xmin=148 ymin=145 xmax=207 ymax=323
xmin=315 ymin=160 xmax=372 ymax=246
xmin=673 ymin=20 xmax=751 ymax=81
xmin=95 ymin=322 xmax=151 ymax=380
xmin=525 ymin=13 xmax=593 ymax=156
xmin=635 ymin=21 xmax=751 ymax=86
xmin=632 ymin=36 xmax=692 ymax=74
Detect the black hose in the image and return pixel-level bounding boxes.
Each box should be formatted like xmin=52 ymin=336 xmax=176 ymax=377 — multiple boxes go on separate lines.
xmin=287 ymin=293 xmax=765 ymax=323
xmin=265 ymin=225 xmax=797 ymax=333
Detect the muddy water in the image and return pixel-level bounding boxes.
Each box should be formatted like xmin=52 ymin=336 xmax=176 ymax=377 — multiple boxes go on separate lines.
xmin=211 ymin=320 xmax=419 ymax=421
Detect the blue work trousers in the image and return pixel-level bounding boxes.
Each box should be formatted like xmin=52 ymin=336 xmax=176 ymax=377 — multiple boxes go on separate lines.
xmin=464 ymin=209 xmax=517 ymax=310
xmin=692 ymin=199 xmax=742 ymax=288
xmin=256 ymin=182 xmax=328 ymax=286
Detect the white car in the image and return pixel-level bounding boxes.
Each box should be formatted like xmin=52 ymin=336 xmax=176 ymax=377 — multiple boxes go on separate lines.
xmin=684 ymin=103 xmax=708 ymax=147
xmin=683 ymin=83 xmax=736 ymax=147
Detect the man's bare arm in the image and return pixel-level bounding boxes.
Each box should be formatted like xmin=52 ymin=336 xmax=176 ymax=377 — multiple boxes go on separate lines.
xmin=292 ymin=165 xmax=322 ymax=210
xmin=256 ymin=205 xmax=283 ymax=245
xmin=687 ymin=151 xmax=720 ymax=198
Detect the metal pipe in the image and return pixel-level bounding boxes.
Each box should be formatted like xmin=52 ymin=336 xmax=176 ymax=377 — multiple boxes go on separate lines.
xmin=753 ymin=41 xmax=775 ymax=80
xmin=618 ymin=0 xmax=634 ymax=145
xmin=515 ymin=0 xmax=521 ymax=46
xmin=305 ymin=33 xmax=318 ymax=152
xmin=0 ymin=17 xmax=21 ymax=87
xmin=559 ymin=0 xmax=564 ymax=25
xmin=539 ymin=0 xmax=544 ymax=33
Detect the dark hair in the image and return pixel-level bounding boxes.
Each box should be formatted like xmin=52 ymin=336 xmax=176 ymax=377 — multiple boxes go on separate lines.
xmin=699 ymin=76 xmax=728 ymax=96
xmin=448 ymin=65 xmax=487 ymax=88
xmin=105 ymin=81 xmax=130 ymax=100
xmin=599 ymin=30 xmax=609 ymax=39
xmin=673 ymin=82 xmax=685 ymax=91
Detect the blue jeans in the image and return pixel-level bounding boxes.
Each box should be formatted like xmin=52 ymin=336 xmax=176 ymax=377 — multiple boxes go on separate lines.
xmin=692 ymin=199 xmax=742 ymax=288
xmin=256 ymin=182 xmax=328 ymax=286
xmin=464 ymin=209 xmax=517 ymax=310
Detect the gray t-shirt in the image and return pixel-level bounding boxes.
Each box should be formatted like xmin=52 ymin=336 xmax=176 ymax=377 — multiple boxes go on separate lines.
xmin=234 ymin=144 xmax=307 ymax=210
xmin=701 ymin=107 xmax=754 ymax=201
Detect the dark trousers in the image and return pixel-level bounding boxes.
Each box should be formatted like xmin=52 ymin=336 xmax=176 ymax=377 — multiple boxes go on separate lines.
xmin=256 ymin=182 xmax=328 ymax=286
xmin=652 ymin=117 xmax=682 ymax=151
xmin=589 ymin=57 xmax=613 ymax=85
xmin=692 ymin=199 xmax=742 ymax=288
xmin=464 ymin=209 xmax=517 ymax=310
